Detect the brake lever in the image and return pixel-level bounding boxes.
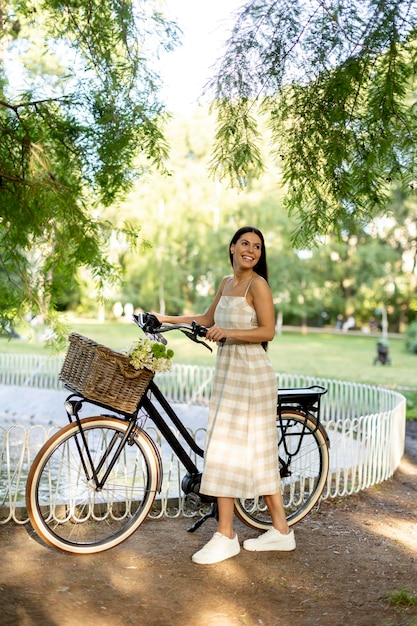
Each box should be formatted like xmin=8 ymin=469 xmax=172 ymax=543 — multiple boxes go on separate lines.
xmin=182 ymin=330 xmax=213 ymax=352
xmin=132 ymin=313 xmax=167 ymax=344
xmin=149 ymin=331 xmax=168 ymax=345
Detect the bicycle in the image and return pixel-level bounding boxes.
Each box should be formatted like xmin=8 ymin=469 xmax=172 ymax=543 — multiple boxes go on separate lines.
xmin=26 ymin=313 xmax=330 ymax=554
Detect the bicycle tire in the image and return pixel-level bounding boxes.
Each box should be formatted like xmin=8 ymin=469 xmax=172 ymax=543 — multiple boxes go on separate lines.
xmin=235 ymin=410 xmax=329 ymax=530
xmin=26 ymin=416 xmax=161 ymax=554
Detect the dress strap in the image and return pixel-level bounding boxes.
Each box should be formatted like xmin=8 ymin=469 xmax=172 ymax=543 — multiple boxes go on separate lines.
xmin=244 ymin=278 xmax=254 ymax=296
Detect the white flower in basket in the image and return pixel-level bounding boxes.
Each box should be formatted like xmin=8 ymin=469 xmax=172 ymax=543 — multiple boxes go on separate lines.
xmin=128 ymin=337 xmax=174 ymax=374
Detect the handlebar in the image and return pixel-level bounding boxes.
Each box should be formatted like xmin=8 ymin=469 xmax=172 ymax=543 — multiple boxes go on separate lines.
xmin=132 ymin=313 xmax=212 ymax=352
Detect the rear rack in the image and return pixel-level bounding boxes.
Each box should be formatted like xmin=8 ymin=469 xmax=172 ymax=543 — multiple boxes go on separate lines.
xmin=277 ymin=385 xmax=327 ymax=416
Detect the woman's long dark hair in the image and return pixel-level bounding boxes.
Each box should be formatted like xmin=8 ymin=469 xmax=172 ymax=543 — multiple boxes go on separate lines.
xmin=229 ymin=226 xmax=269 ymax=283
xmin=229 ymin=226 xmax=270 ymax=350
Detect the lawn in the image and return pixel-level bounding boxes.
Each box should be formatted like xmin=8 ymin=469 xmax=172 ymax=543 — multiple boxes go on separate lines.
xmin=269 ymin=331 xmax=414 ymax=388
xmin=1 ymin=321 xmax=416 ymax=416
xmin=0 ymin=321 xmax=414 ymax=386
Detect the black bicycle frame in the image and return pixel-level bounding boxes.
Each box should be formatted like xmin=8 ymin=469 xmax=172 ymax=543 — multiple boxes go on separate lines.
xmin=65 ymin=398 xmax=140 ymax=489
xmin=64 ymin=376 xmax=206 ymax=489
xmin=140 ymin=379 xmax=204 ymax=475
xmin=64 ymin=383 xmax=327 ymax=493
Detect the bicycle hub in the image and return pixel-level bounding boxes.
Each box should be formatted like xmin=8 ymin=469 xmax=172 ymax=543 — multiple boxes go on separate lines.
xmin=181 ymin=472 xmax=202 ymax=495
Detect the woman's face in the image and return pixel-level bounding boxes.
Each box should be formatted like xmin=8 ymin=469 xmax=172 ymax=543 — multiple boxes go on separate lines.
xmin=230 ymin=232 xmax=262 ymax=269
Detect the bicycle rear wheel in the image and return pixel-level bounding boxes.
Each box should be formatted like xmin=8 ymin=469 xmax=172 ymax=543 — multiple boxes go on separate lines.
xmin=235 ymin=410 xmax=329 ymax=530
xmin=26 ymin=416 xmax=161 ymax=554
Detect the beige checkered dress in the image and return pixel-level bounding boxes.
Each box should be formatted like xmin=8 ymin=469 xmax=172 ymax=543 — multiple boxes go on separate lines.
xmin=200 ymin=289 xmax=280 ymax=499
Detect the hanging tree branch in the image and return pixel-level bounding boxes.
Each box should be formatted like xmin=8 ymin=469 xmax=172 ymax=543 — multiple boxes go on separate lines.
xmin=209 ymin=0 xmax=417 ymax=245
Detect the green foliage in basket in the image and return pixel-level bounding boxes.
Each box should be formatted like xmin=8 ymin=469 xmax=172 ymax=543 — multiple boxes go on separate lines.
xmin=128 ymin=337 xmax=174 ymax=373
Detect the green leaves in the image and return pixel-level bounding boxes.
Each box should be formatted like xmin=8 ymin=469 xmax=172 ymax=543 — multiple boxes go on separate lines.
xmin=0 ymin=0 xmax=180 ymax=337
xmin=209 ymin=0 xmax=417 ymax=244
xmin=151 ymin=342 xmax=174 ymax=360
xmin=209 ymin=100 xmax=264 ymax=188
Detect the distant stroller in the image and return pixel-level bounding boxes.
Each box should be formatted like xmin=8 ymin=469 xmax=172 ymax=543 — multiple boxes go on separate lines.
xmin=373 ymin=339 xmax=391 ymax=365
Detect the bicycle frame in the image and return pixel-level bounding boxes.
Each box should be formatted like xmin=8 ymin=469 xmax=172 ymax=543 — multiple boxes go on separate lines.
xmin=26 ymin=314 xmax=331 ymax=553
xmin=63 ymin=378 xmax=204 ymax=485
xmin=141 ymin=380 xmax=204 ymax=473
xmin=63 ymin=380 xmax=327 ymax=496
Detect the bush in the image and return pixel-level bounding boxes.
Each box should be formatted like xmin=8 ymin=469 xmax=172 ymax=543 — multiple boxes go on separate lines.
xmin=405 ymin=321 xmax=417 ymax=354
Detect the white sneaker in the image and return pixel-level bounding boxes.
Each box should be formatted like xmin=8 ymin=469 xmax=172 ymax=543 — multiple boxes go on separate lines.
xmin=243 ymin=528 xmax=296 ymax=552
xmin=192 ymin=532 xmax=240 ymax=564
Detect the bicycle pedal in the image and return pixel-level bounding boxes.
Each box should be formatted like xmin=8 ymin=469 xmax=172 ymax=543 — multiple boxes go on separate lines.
xmin=185 ymin=493 xmax=201 ymax=511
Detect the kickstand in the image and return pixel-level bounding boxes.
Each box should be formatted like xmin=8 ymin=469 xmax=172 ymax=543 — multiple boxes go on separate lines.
xmin=187 ymin=502 xmax=218 ymax=533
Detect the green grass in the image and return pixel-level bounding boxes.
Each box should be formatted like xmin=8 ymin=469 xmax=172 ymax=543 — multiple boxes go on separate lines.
xmin=387 ymin=589 xmax=417 ymax=607
xmin=1 ymin=322 xmax=416 ymax=416
xmin=268 ymin=331 xmax=415 ymax=388
xmin=1 ymin=322 xmax=415 ymax=385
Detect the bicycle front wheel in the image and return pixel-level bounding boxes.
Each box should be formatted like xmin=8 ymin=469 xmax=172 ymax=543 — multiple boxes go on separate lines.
xmin=235 ymin=410 xmax=329 ymax=530
xmin=26 ymin=416 xmax=161 ymax=554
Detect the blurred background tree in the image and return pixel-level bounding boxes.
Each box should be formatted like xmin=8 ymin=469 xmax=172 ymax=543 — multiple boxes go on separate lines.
xmin=0 ymin=0 xmax=180 ymax=342
xmin=106 ymin=110 xmax=416 ymax=332
xmin=1 ymin=0 xmax=416 ymax=338
xmin=209 ymin=0 xmax=417 ymax=246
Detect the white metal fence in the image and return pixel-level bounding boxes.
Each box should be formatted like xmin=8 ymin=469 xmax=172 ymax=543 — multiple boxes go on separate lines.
xmin=0 ymin=356 xmax=406 ymax=524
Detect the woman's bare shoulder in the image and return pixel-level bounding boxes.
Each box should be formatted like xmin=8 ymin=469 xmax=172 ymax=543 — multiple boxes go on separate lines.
xmin=249 ymin=275 xmax=272 ymax=299
xmin=219 ymin=275 xmax=232 ymax=290
xmin=251 ymin=275 xmax=270 ymax=290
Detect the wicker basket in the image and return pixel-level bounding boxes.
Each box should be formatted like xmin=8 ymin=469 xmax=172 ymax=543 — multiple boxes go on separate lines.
xmin=59 ymin=333 xmax=154 ymax=414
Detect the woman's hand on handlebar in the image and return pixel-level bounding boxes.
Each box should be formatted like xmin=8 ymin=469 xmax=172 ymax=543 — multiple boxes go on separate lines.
xmin=205 ymin=324 xmax=227 ymax=343
xmin=146 ymin=311 xmax=226 ymax=342
xmin=150 ymin=312 xmax=166 ymax=324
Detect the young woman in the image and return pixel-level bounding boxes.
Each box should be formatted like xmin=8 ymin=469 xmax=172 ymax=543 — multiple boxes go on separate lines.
xmin=154 ymin=226 xmax=295 ymax=564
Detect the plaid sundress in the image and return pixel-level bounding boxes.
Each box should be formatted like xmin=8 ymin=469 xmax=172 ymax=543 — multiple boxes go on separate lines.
xmin=200 ymin=287 xmax=280 ymax=499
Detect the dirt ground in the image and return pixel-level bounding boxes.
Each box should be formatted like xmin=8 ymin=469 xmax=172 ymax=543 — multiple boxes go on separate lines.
xmin=1 ymin=423 xmax=417 ymax=626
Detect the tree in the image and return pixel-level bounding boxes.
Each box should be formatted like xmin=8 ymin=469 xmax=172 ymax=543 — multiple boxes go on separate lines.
xmin=115 ymin=109 xmax=241 ymax=316
xmin=372 ymin=186 xmax=417 ymax=328
xmin=98 ymin=110 xmax=416 ymax=331
xmin=0 ymin=0 xmax=180 ymax=342
xmin=209 ymin=0 xmax=417 ymax=246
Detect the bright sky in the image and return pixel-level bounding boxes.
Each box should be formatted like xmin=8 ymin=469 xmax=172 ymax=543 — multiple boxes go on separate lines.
xmin=159 ymin=0 xmax=243 ymax=111
xmin=5 ymin=1 xmax=243 ymax=112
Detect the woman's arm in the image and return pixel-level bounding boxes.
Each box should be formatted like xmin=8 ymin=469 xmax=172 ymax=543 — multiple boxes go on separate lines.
xmin=152 ymin=276 xmax=229 ymax=328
